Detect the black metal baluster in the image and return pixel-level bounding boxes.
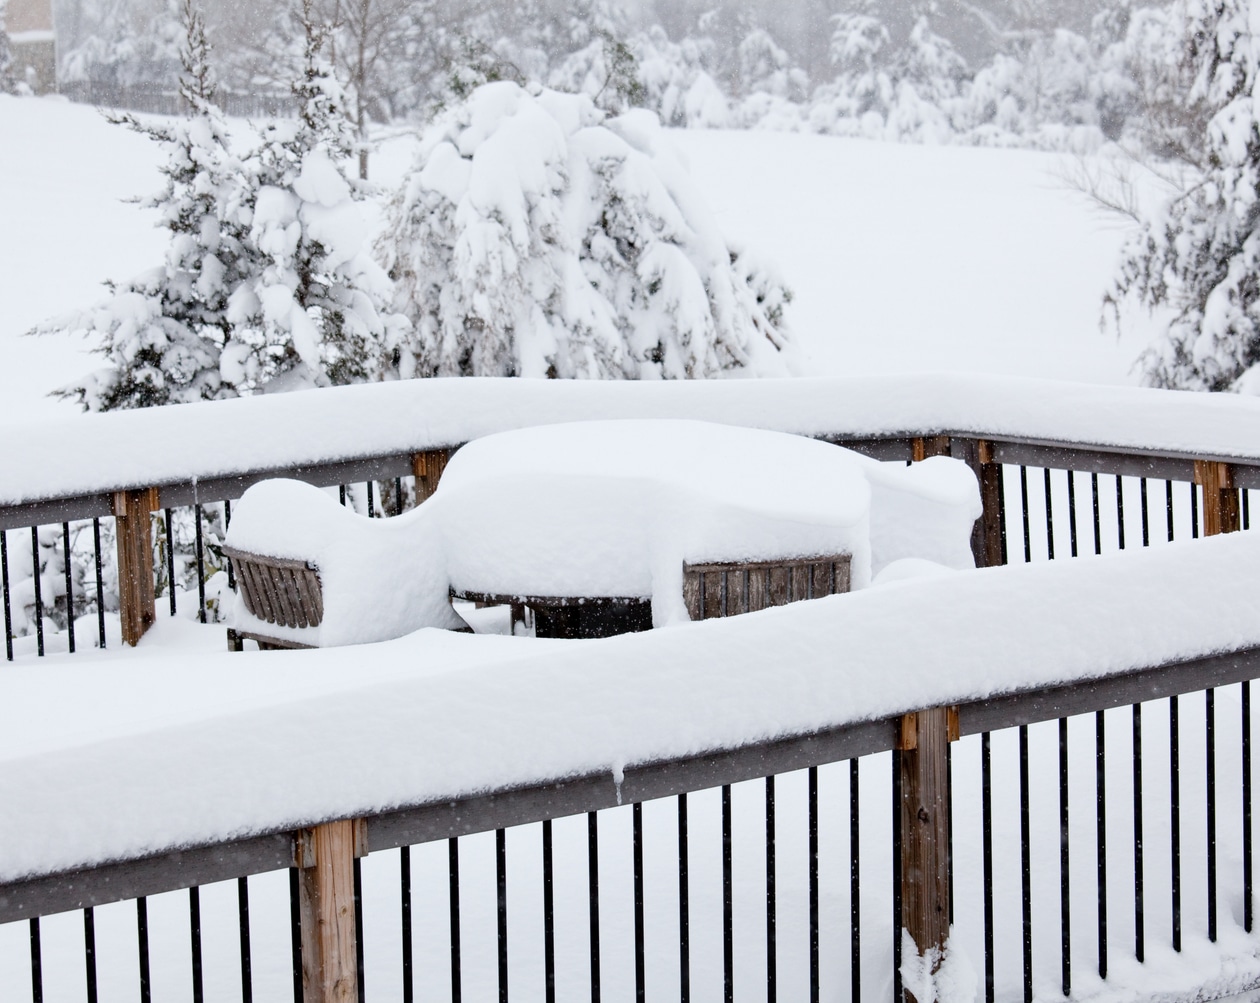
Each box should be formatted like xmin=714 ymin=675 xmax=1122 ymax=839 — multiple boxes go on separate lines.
xmin=1067 ymin=470 xmax=1079 ymax=558
xmin=850 ymin=759 xmax=861 ymax=1003
xmin=1167 ymin=481 xmax=1175 ymax=543
xmin=1021 ymin=725 xmax=1033 ymax=1003
xmin=354 ymin=856 xmax=366 ymax=1003
xmin=982 ymin=733 xmax=994 ymax=1003
xmin=588 ymin=811 xmax=601 ymax=1003
xmin=401 ymin=846 xmax=413 ymax=1003
xmin=1060 ymin=717 xmax=1071 ymax=996
xmin=367 ymin=481 xmax=376 ymax=518
xmin=92 ymin=519 xmax=105 ymax=649
xmin=634 ymin=803 xmax=646 ymax=1003
xmin=1097 ymin=710 xmax=1108 ymax=978
xmin=449 ymin=838 xmax=462 ymax=1003
xmin=542 ymin=822 xmax=556 ymax=1003
xmin=1091 ymin=473 xmax=1102 ymax=556
xmin=497 ymin=828 xmax=508 ymax=1003
xmin=290 ymin=867 xmax=303 ymax=1003
xmin=1207 ymin=688 xmax=1218 ymax=942
xmin=31 ymin=527 xmax=43 ymax=656
xmin=947 ymin=742 xmax=955 ymax=924
xmin=1020 ymin=466 xmax=1032 ymax=563
xmin=1171 ymin=695 xmax=1182 ymax=952
xmin=340 ymin=484 xmax=347 ymax=507
xmin=1245 ymin=682 xmax=1254 ymax=934
xmin=1244 ymin=489 xmax=1251 ymax=530
xmin=2 ymin=529 xmax=13 ymax=661
xmin=395 ymin=477 xmax=404 ymax=514
xmin=723 ymin=784 xmax=734 ymax=1003
xmin=678 ymin=794 xmax=690 ymax=1003
xmin=194 ymin=504 xmax=206 ymax=623
xmin=165 ymin=507 xmax=177 ymax=616
xmin=224 ymin=501 xmax=234 ymax=591
xmin=998 ymin=462 xmax=1010 ymax=565
xmin=1140 ymin=478 xmax=1150 ymax=547
xmin=1191 ymin=482 xmax=1200 ymax=539
xmin=809 ymin=766 xmax=821 ymax=1003
xmin=1116 ymin=476 xmax=1126 ymax=551
xmin=84 ymin=907 xmax=97 ymax=1003
xmin=1134 ymin=704 xmax=1144 ymax=962
xmin=61 ymin=522 xmax=75 ymax=652
xmin=137 ymin=897 xmax=151 ymax=1003
xmin=1044 ymin=468 xmax=1055 ymax=560
xmin=238 ymin=876 xmax=253 ymax=1003
xmin=891 ymin=755 xmax=901 ymax=1003
xmin=29 ymin=917 xmax=42 ymax=1003
xmin=765 ymin=777 xmax=776 ymax=1003
xmin=190 ymin=886 xmax=204 ymax=1003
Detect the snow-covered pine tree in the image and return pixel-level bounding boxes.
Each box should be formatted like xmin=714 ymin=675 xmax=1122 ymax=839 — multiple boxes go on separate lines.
xmin=811 ymin=0 xmax=893 ymax=129
xmin=60 ymin=0 xmax=183 ymax=91
xmin=33 ymin=0 xmax=254 ymax=410
xmin=964 ymin=28 xmax=1101 ymax=149
xmin=377 ymin=81 xmax=794 ymax=380
xmin=548 ymin=0 xmax=646 ymax=115
xmin=223 ymin=0 xmax=401 ymax=391
xmin=1105 ymin=0 xmax=1260 ymax=391
xmin=0 ymin=0 xmax=14 ymax=95
xmin=812 ymin=0 xmax=966 ymax=141
xmin=632 ymin=24 xmax=729 ymax=127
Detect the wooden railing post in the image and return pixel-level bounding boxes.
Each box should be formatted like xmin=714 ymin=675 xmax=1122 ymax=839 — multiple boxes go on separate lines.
xmin=948 ymin=438 xmax=1005 ymax=568
xmin=112 ymin=487 xmax=158 ymax=646
xmin=296 ymin=819 xmax=365 ymax=1003
xmin=411 ymin=448 xmax=452 ymax=505
xmin=1194 ymin=460 xmax=1240 ymax=536
xmin=898 ymin=706 xmax=958 ymax=1000
xmin=911 ymin=436 xmax=951 ymax=462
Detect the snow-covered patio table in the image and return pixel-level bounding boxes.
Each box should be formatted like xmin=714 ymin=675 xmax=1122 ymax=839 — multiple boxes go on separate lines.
xmin=224 ymin=420 xmax=982 ymax=646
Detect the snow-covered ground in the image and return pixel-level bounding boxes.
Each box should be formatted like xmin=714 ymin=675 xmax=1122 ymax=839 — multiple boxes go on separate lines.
xmin=0 ymin=94 xmax=1150 ymax=426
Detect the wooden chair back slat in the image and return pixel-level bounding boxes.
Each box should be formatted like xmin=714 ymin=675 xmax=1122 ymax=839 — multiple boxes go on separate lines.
xmin=682 ymin=554 xmax=851 ymax=622
xmin=223 ymin=547 xmax=324 ymax=630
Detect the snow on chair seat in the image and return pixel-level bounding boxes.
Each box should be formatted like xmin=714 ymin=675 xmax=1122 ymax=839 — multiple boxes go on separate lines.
xmin=224 ymin=478 xmax=465 ymax=648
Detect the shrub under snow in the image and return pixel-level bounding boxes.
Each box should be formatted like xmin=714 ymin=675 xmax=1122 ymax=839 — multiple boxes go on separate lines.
xmin=378 ymin=81 xmax=795 ymax=380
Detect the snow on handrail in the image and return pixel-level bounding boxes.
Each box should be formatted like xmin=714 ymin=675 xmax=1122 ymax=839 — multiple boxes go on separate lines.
xmin=4 ymin=374 xmax=1260 ymax=512
xmin=2 ymin=530 xmax=1259 ymax=899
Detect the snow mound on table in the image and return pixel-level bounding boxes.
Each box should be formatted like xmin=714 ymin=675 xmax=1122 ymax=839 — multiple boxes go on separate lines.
xmin=430 ymin=420 xmax=980 ymax=623
xmin=226 ymin=420 xmax=981 ymax=640
xmin=225 ymin=478 xmax=464 ymax=647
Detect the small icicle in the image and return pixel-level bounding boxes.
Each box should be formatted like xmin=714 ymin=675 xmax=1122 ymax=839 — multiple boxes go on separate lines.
xmin=612 ymin=761 xmax=625 ymax=806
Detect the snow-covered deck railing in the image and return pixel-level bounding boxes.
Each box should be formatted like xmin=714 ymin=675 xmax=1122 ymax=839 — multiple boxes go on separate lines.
xmin=4 ymin=372 xmax=1259 ymax=652
xmin=6 ymin=373 xmax=1260 ymax=524
xmin=4 ymin=533 xmax=1260 ymax=1002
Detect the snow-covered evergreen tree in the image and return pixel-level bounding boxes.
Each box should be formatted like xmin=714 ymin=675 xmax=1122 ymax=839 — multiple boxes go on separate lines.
xmin=964 ymin=28 xmax=1103 ymax=150
xmin=0 ymin=0 xmax=16 ymax=95
xmin=377 ymin=81 xmax=794 ymax=380
xmin=60 ymin=0 xmax=183 ymax=89
xmin=1106 ymin=0 xmax=1260 ymax=391
xmin=548 ymin=3 xmax=646 ymax=117
xmin=34 ymin=0 xmax=253 ymax=410
xmin=634 ymin=25 xmax=729 ymax=127
xmin=223 ymin=0 xmax=401 ymax=391
xmin=811 ymin=0 xmax=966 ymax=142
